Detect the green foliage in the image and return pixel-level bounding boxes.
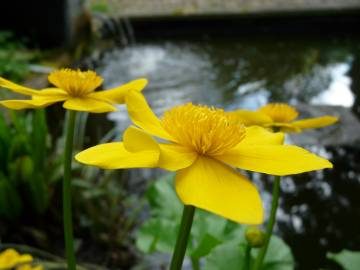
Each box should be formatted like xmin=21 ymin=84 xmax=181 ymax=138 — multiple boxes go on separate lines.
xmin=90 ymin=1 xmax=109 ymax=13
xmin=203 ymin=241 xmax=247 ymax=270
xmin=203 ymin=236 xmax=293 ymax=270
xmin=327 ymin=250 xmax=360 ymax=270
xmin=252 ymin=237 xmax=294 ymax=270
xmin=135 ymin=174 xmax=295 ymax=269
xmin=0 ymin=31 xmax=41 ymax=82
xmin=136 ymin=173 xmax=228 ymax=262
xmin=72 ymin=143 xmax=142 ymax=253
xmin=0 ymin=110 xmax=57 ymax=220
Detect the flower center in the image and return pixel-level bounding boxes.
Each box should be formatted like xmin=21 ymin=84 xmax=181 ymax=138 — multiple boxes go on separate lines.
xmin=161 ymin=103 xmax=246 ymax=156
xmin=48 ymin=69 xmax=103 ymax=97
xmin=258 ymin=103 xmax=299 ymax=123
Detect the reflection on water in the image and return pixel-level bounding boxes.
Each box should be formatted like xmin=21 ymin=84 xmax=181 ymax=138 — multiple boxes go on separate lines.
xmin=93 ymin=34 xmax=360 ymax=269
xmin=279 ymin=146 xmax=360 ymax=269
xmin=311 ymin=63 xmax=354 ymax=107
xmin=98 ymin=37 xmax=357 ymax=115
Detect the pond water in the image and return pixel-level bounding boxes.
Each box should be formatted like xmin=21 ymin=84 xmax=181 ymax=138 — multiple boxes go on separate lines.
xmin=91 ymin=33 xmax=360 ymax=269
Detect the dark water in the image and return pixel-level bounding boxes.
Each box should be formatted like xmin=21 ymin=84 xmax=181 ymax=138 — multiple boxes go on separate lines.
xmin=91 ymin=33 xmax=360 ymax=269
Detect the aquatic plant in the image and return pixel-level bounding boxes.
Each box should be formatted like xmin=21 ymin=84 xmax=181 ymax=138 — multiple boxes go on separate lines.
xmin=136 ymin=174 xmax=295 ymax=270
xmin=0 ymin=69 xmax=148 ymax=270
xmin=0 ymin=110 xmax=51 ymax=220
xmin=231 ymin=103 xmax=338 ymax=133
xmin=76 ymin=90 xmax=332 ymax=270
xmin=0 ymin=248 xmax=42 ymax=270
xmin=232 ymin=103 xmax=338 ymax=270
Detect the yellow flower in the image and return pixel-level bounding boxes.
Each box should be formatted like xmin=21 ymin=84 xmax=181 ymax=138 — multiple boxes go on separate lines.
xmin=0 ymin=249 xmax=33 ymax=269
xmin=230 ymin=103 xmax=338 ymax=132
xmin=0 ymin=69 xmax=147 ymax=113
xmin=16 ymin=264 xmax=43 ymax=270
xmin=75 ymin=91 xmax=332 ymax=224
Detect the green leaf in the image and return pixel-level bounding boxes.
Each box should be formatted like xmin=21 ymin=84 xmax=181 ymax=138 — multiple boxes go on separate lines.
xmin=136 ymin=218 xmax=178 ymax=253
xmin=190 ymin=233 xmax=222 ymax=259
xmin=203 ymin=234 xmax=295 ymax=270
xmin=146 ymin=173 xmax=182 ymax=219
xmin=192 ymin=211 xmax=228 ymax=241
xmin=327 ymin=250 xmax=360 ymax=270
xmin=222 ymin=225 xmax=247 ymax=243
xmin=8 ymin=134 xmax=28 ymax=161
xmin=259 ymin=236 xmax=295 ymax=270
xmin=26 ymin=172 xmax=49 ymax=214
xmin=0 ymin=172 xmax=22 ymax=220
xmin=203 ymin=241 xmax=247 ymax=270
xmin=31 ymin=109 xmax=48 ymax=171
xmin=136 ymin=173 xmax=240 ymax=260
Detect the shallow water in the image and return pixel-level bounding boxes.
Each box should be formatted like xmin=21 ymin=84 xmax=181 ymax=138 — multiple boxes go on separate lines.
xmin=93 ymin=33 xmax=360 ymax=269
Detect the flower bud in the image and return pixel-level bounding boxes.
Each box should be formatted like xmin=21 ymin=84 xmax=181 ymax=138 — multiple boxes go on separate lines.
xmin=245 ymin=226 xmax=265 ymax=248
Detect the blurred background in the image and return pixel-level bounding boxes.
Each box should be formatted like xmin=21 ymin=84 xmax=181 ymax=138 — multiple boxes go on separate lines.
xmin=1 ymin=0 xmax=360 ymax=269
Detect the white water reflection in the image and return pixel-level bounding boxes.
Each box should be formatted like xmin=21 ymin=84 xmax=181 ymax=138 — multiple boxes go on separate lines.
xmin=311 ymin=63 xmax=354 ymax=107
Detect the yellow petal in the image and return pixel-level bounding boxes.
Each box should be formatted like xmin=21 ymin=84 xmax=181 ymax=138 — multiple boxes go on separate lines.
xmin=0 ymin=77 xmax=41 ymax=96
xmin=34 ymin=88 xmax=68 ymax=96
xmin=291 ymin=116 xmax=339 ymax=130
xmin=158 ymin=144 xmax=198 ymax=171
xmin=122 ymin=126 xmax=197 ymax=171
xmin=125 ymin=90 xmax=173 ymax=140
xmin=89 ymin=78 xmax=148 ymax=104
xmin=63 ymin=97 xmax=118 ymax=113
xmin=0 ymin=95 xmax=67 ymax=110
xmin=258 ymin=103 xmax=299 ymax=122
xmin=0 ymin=77 xmax=64 ymax=96
xmin=175 ymin=156 xmax=264 ymax=224
xmin=228 ymin=110 xmax=273 ymax=126
xmin=16 ymin=254 xmax=34 ymax=264
xmin=16 ymin=265 xmax=43 ymax=270
xmin=123 ymin=126 xmax=160 ymax=152
xmin=75 ymin=142 xmax=159 ymax=169
xmin=241 ymin=126 xmax=284 ymax=145
xmin=0 ymin=249 xmax=33 ymax=269
xmin=216 ymin=144 xmax=333 ymax=176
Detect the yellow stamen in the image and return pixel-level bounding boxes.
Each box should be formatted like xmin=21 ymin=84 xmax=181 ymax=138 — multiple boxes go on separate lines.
xmin=48 ymin=69 xmax=103 ymax=97
xmin=162 ymin=103 xmax=246 ymax=156
xmin=258 ymin=103 xmax=299 ymax=123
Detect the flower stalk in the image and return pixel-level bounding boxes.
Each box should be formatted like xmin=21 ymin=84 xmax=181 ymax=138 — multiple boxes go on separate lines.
xmin=245 ymin=244 xmax=252 ymax=270
xmin=170 ymin=205 xmax=196 ymax=270
xmin=63 ymin=110 xmax=77 ymax=270
xmin=252 ymin=175 xmax=281 ymax=270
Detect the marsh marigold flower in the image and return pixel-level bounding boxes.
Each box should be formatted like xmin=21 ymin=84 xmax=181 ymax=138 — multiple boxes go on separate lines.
xmin=0 ymin=69 xmax=147 ymax=113
xmin=16 ymin=265 xmax=43 ymax=270
xmin=76 ymin=91 xmax=332 ymax=224
xmin=0 ymin=249 xmax=33 ymax=269
xmin=230 ymin=103 xmax=338 ymax=132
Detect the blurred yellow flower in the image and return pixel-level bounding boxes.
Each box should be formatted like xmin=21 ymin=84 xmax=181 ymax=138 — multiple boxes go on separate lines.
xmin=16 ymin=264 xmax=43 ymax=270
xmin=76 ymin=91 xmax=332 ymax=224
xmin=0 ymin=69 xmax=147 ymax=113
xmin=0 ymin=249 xmax=33 ymax=269
xmin=230 ymin=103 xmax=338 ymax=132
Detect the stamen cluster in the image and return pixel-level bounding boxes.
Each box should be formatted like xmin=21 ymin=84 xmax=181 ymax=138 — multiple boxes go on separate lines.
xmin=258 ymin=103 xmax=299 ymax=123
xmin=48 ymin=69 xmax=103 ymax=97
xmin=162 ymin=103 xmax=246 ymax=156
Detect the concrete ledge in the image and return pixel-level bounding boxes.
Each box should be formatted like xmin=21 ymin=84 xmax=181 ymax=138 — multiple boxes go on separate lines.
xmin=89 ymin=0 xmax=360 ymax=18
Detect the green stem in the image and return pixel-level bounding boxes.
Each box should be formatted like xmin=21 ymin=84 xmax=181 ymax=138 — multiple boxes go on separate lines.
xmin=170 ymin=205 xmax=196 ymax=270
xmin=63 ymin=110 xmax=77 ymax=270
xmin=245 ymin=244 xmax=252 ymax=270
xmin=252 ymin=175 xmax=281 ymax=270
xmin=190 ymin=256 xmax=200 ymax=270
